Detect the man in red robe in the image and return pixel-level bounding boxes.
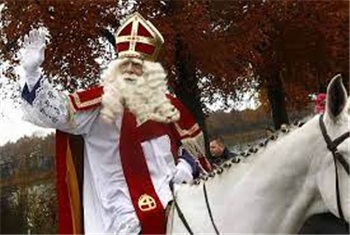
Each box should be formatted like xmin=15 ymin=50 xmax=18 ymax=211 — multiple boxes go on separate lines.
xmin=20 ymin=12 xmax=211 ymax=234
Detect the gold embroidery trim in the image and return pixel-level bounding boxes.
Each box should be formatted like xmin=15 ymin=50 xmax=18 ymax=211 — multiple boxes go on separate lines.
xmin=71 ymin=93 xmax=102 ymax=109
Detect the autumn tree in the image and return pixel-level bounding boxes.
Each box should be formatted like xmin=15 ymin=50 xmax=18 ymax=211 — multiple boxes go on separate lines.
xmin=1 ymin=0 xmax=129 ymax=90
xmin=204 ymin=0 xmax=349 ymax=128
xmin=134 ymin=0 xmax=349 ymax=129
xmin=1 ymin=0 xmax=348 ymax=131
xmin=135 ymin=0 xmax=216 ymax=153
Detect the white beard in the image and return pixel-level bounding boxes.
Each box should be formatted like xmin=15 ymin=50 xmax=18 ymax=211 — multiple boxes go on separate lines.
xmin=100 ymin=59 xmax=180 ymax=125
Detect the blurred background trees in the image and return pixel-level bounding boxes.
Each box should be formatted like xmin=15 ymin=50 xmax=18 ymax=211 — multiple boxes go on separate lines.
xmin=0 ymin=134 xmax=56 ymax=233
xmin=1 ymin=0 xmax=348 ymax=128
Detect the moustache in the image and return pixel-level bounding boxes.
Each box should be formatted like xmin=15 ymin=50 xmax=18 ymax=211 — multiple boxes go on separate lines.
xmin=120 ymin=74 xmax=143 ymax=85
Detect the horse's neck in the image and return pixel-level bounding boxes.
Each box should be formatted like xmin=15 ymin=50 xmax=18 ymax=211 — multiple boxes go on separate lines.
xmin=222 ymin=118 xmax=324 ymax=232
xmin=174 ymin=117 xmax=326 ymax=233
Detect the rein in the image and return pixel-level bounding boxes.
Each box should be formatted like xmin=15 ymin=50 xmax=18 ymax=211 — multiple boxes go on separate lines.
xmin=169 ymin=181 xmax=194 ymax=235
xmin=319 ymin=114 xmax=350 ymax=220
xmin=170 ymin=180 xmax=220 ymax=234
xmin=203 ymin=182 xmax=220 ymax=235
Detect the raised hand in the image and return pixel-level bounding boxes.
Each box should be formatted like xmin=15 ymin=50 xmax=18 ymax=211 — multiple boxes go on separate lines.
xmin=21 ymin=28 xmax=48 ymax=90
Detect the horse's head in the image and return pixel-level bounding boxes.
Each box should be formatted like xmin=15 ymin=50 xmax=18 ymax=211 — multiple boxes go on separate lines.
xmin=315 ymin=74 xmax=350 ymax=222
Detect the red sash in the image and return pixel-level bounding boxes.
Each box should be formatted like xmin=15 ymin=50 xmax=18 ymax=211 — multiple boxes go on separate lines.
xmin=120 ymin=111 xmax=175 ymax=234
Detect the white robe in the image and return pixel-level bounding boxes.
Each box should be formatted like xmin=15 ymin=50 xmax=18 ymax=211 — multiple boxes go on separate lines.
xmin=21 ymin=78 xmax=180 ymax=234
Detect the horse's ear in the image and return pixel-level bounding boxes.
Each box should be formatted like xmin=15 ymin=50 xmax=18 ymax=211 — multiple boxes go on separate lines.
xmin=325 ymin=74 xmax=348 ymax=120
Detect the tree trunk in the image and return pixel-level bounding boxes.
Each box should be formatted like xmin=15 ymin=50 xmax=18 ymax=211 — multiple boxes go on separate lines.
xmin=267 ymin=70 xmax=289 ymax=129
xmin=173 ymin=37 xmax=210 ymax=156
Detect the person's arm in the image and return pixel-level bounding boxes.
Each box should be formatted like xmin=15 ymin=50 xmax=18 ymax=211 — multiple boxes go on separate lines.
xmin=20 ymin=28 xmax=98 ymax=134
xmin=172 ymin=148 xmax=200 ymax=184
xmin=167 ymin=95 xmax=212 ymax=172
xmin=21 ymin=76 xmax=99 ymax=134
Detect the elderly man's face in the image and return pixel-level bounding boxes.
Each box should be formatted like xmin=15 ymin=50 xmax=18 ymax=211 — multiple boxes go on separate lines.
xmin=119 ymin=58 xmax=144 ymax=78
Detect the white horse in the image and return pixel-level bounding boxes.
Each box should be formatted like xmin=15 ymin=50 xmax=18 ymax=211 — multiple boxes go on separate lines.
xmin=167 ymin=75 xmax=350 ymax=234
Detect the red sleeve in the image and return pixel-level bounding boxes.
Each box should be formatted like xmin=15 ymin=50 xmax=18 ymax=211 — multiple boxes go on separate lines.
xmin=166 ymin=94 xmax=202 ymax=139
xmin=198 ymin=156 xmax=213 ymax=172
xmin=166 ymin=94 xmax=196 ymax=130
xmin=166 ymin=94 xmax=213 ymax=172
xmin=68 ymin=86 xmax=103 ymax=111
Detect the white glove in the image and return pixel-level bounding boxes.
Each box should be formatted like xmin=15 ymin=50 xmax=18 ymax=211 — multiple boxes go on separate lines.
xmin=173 ymin=158 xmax=194 ymax=184
xmin=21 ymin=28 xmax=47 ymax=91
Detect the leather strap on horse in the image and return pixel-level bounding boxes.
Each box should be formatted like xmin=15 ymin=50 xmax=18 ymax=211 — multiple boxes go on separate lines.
xmin=319 ymin=115 xmax=350 ymax=174
xmin=319 ymin=114 xmax=350 ymax=221
xmin=169 ymin=181 xmax=194 ymax=235
xmin=203 ymin=182 xmax=220 ymax=235
xmin=332 ymin=155 xmax=345 ymax=219
xmin=169 ymin=181 xmax=220 ymax=235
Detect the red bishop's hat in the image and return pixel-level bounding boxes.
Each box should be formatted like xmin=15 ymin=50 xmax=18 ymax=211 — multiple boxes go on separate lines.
xmin=115 ymin=12 xmax=164 ymax=61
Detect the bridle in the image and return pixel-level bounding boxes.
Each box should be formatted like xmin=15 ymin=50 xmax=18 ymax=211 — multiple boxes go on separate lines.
xmin=319 ymin=114 xmax=350 ymax=220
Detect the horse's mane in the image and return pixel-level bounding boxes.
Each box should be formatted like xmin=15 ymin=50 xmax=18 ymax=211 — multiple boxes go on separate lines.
xmin=193 ymin=120 xmax=307 ymax=185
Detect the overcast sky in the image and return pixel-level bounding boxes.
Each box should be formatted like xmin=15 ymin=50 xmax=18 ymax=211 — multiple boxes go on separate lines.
xmin=0 ymin=64 xmax=54 ymax=146
xmin=0 ymin=97 xmax=54 ymax=146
